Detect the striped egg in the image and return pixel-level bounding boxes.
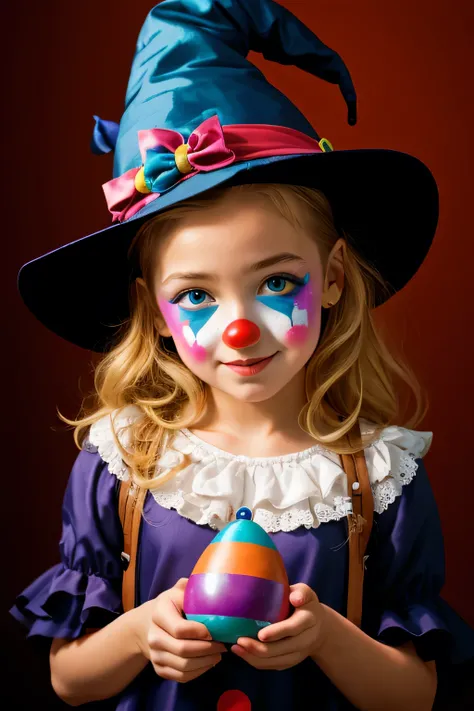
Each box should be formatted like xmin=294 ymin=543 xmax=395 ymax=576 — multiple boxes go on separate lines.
xmin=183 ymin=508 xmax=290 ymax=643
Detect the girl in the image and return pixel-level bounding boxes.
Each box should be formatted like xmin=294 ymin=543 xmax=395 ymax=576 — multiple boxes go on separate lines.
xmin=10 ymin=1 xmax=474 ymax=709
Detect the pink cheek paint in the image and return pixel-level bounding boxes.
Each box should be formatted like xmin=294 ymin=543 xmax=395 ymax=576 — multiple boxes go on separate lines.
xmin=283 ymin=274 xmax=321 ymax=347
xmin=187 ymin=337 xmax=208 ymax=362
xmin=293 ymin=275 xmax=316 ymax=323
xmin=158 ymin=299 xmax=208 ymax=362
xmin=285 ymin=325 xmax=309 ymax=346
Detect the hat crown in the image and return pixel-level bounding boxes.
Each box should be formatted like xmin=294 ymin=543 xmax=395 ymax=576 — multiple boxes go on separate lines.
xmin=114 ymin=0 xmax=356 ymax=177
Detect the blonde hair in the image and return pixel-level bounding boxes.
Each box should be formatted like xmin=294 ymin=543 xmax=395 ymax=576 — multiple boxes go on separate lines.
xmin=59 ymin=183 xmax=428 ymax=488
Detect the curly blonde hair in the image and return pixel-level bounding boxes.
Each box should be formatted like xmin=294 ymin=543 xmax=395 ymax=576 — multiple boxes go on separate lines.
xmin=59 ymin=183 xmax=428 ymax=488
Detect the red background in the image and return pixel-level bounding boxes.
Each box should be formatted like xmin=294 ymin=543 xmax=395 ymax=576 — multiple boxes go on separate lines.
xmin=3 ymin=0 xmax=473 ymax=707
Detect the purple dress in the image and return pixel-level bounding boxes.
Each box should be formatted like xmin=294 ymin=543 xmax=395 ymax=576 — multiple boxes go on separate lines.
xmin=9 ymin=427 xmax=474 ymax=710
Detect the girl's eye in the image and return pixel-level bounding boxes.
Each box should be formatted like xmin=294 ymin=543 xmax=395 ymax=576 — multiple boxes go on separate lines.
xmin=172 ymin=289 xmax=214 ymax=309
xmin=171 ymin=274 xmax=305 ymax=308
xmin=260 ymin=275 xmax=302 ymax=296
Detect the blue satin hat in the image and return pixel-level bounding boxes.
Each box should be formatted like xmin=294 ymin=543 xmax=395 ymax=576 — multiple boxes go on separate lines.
xmin=18 ymin=0 xmax=438 ymax=352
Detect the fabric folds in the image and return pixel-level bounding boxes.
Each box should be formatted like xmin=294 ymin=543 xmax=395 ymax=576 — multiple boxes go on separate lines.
xmin=9 ymin=448 xmax=124 ymax=641
xmin=10 ymin=563 xmax=122 ymax=640
xmin=362 ymin=458 xmax=474 ymax=667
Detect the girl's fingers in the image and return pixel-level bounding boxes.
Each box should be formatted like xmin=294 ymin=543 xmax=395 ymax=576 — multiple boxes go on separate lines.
xmin=167 ymin=632 xmax=227 ymax=659
xmin=151 ymin=649 xmax=222 ymax=672
xmin=150 ymin=625 xmax=227 ymax=658
xmin=289 ymin=583 xmax=316 ymax=606
xmin=151 ymin=590 xmax=211 ymax=642
xmin=258 ymin=609 xmax=314 ymax=642
xmin=153 ymin=661 xmax=216 ymax=683
xmin=236 ymin=626 xmax=316 ymax=658
xmin=232 ymin=646 xmax=302 ymax=671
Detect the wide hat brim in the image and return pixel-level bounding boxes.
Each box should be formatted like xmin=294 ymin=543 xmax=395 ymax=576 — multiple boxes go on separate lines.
xmin=18 ymin=148 xmax=438 ymax=352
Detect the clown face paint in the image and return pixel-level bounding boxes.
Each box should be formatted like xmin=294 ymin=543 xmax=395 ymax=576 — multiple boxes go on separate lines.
xmin=153 ymin=190 xmax=334 ymax=405
xmin=158 ymin=297 xmax=215 ymax=362
xmin=255 ymin=272 xmax=314 ymax=347
xmin=159 ymin=272 xmax=314 ymax=361
xmin=159 ymin=292 xmax=248 ymax=359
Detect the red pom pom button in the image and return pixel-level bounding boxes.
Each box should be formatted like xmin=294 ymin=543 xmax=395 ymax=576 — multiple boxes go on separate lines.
xmin=217 ymin=690 xmax=251 ymax=711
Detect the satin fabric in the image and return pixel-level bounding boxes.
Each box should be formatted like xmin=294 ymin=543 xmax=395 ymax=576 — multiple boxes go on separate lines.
xmin=102 ymin=115 xmax=323 ymax=222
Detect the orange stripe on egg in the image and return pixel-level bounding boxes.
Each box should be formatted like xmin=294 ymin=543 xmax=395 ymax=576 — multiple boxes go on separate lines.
xmin=191 ymin=541 xmax=288 ymax=583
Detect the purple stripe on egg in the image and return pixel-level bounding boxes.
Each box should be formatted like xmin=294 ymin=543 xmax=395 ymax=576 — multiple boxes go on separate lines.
xmin=184 ymin=573 xmax=285 ymax=622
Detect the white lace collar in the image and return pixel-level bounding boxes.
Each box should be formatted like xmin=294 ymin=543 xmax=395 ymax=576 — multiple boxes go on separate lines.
xmin=86 ymin=405 xmax=433 ymax=533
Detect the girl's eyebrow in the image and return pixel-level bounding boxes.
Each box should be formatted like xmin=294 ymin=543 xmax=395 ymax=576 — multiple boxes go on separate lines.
xmin=161 ymin=252 xmax=305 ymax=286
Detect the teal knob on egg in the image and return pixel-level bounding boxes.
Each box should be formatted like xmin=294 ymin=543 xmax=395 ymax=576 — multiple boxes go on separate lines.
xmin=183 ymin=507 xmax=290 ymax=643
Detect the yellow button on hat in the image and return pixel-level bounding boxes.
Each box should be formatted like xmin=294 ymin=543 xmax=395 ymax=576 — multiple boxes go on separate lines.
xmin=134 ymin=166 xmax=151 ymax=194
xmin=174 ymin=143 xmax=193 ymax=174
xmin=318 ymin=137 xmax=334 ymax=152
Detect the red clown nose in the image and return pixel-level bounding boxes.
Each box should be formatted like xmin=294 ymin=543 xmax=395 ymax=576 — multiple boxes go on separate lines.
xmin=222 ymin=319 xmax=261 ymax=349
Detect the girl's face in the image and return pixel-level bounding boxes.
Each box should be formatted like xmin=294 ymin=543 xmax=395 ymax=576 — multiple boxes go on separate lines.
xmin=153 ymin=192 xmax=335 ymax=403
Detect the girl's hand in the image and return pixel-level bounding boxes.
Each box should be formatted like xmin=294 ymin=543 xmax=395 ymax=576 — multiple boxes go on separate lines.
xmin=135 ymin=577 xmax=227 ymax=683
xmin=230 ymin=583 xmax=327 ymax=671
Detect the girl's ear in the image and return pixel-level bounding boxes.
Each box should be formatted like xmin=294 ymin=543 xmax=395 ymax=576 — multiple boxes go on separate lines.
xmin=156 ymin=318 xmax=172 ymax=338
xmin=322 ymin=238 xmax=346 ymax=306
xmin=135 ymin=277 xmax=172 ymax=337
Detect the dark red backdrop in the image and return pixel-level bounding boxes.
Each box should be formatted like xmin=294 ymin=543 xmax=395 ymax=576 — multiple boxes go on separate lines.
xmin=3 ymin=1 xmax=473 ymax=707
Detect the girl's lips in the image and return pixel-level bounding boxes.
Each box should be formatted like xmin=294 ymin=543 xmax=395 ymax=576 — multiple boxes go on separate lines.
xmin=223 ymin=353 xmax=277 ymax=376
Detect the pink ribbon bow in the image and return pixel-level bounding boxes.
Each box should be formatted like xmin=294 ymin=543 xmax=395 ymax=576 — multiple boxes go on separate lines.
xmin=102 ymin=114 xmax=323 ymax=222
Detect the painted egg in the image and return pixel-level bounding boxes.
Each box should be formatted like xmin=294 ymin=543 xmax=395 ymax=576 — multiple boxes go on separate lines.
xmin=183 ymin=507 xmax=290 ymax=643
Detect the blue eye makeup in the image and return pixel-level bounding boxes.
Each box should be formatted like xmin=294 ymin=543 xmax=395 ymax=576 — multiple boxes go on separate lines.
xmin=261 ymin=273 xmax=307 ymax=295
xmin=170 ymin=273 xmax=308 ymax=309
xmin=256 ymin=272 xmax=310 ymax=320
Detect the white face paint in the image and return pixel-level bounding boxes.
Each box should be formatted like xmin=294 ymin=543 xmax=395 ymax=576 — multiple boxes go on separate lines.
xmin=155 ymin=194 xmax=325 ymax=402
xmin=191 ymin=301 xmax=240 ymax=349
xmin=163 ymin=271 xmax=313 ymax=351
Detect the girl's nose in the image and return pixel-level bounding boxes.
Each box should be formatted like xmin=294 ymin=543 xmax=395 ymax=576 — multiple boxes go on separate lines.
xmin=222 ymin=319 xmax=261 ymax=349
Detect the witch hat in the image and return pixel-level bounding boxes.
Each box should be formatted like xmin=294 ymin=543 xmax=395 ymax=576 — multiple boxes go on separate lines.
xmin=18 ymin=0 xmax=438 ymax=352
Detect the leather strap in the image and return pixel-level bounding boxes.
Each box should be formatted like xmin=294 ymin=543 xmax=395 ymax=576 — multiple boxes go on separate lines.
xmin=117 ymin=427 xmax=374 ymax=625
xmin=118 ymin=477 xmax=147 ymax=613
xmin=340 ymin=427 xmax=374 ymax=627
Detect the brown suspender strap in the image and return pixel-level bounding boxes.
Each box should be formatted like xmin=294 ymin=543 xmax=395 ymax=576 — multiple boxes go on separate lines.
xmin=118 ymin=478 xmax=147 ymax=613
xmin=117 ymin=430 xmax=374 ymax=624
xmin=340 ymin=445 xmax=374 ymax=628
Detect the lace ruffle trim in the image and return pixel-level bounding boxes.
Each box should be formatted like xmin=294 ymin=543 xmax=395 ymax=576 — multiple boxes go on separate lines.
xmin=85 ymin=406 xmax=432 ymax=532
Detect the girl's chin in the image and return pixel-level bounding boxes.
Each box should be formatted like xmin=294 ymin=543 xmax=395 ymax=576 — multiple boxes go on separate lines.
xmin=218 ymin=378 xmax=292 ymax=402
xmin=224 ymin=389 xmax=281 ymax=403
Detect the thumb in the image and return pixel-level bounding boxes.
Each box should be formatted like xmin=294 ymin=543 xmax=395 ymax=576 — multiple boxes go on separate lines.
xmin=169 ymin=577 xmax=188 ymax=606
xmin=289 ymin=583 xmax=316 ymax=607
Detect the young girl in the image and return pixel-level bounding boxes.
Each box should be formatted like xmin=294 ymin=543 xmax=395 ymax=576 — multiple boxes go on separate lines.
xmin=10 ymin=1 xmax=474 ymax=709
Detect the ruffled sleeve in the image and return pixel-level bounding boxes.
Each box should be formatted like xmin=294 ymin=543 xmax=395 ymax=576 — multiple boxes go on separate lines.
xmin=362 ymin=457 xmax=474 ymax=669
xmin=9 ymin=447 xmax=124 ymax=641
